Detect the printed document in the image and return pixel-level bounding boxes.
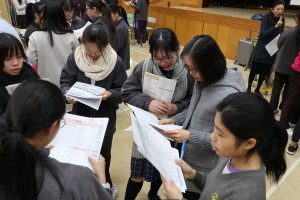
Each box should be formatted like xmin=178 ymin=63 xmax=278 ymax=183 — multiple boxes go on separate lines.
xmin=49 ymin=113 xmax=108 ymax=172
xmin=265 ymin=34 xmax=280 ymax=56
xmin=66 ymin=82 xmax=105 ymax=110
xmin=130 ymin=112 xmax=186 ymax=192
xmin=74 ymin=21 xmax=92 ymax=38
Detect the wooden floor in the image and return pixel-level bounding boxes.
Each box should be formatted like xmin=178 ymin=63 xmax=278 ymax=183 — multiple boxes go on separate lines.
xmin=108 ymin=42 xmax=300 ymax=200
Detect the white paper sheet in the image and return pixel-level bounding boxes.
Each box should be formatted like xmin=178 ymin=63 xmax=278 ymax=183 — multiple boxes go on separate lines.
xmin=49 ymin=113 xmax=108 ymax=171
xmin=124 ymin=1 xmax=131 ymax=5
xmin=130 ymin=112 xmax=186 ymax=192
xmin=265 ymin=34 xmax=280 ymax=56
xmin=74 ymin=21 xmax=92 ymax=38
xmin=5 ymin=83 xmax=20 ymax=95
xmin=66 ymin=82 xmax=105 ymax=110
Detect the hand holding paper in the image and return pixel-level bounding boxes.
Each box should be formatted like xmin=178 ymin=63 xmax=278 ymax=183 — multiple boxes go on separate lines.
xmin=88 ymin=155 xmax=107 ymax=184
xmin=164 ymin=129 xmax=190 ymax=143
xmin=99 ymin=91 xmax=112 ymax=100
xmin=161 ymin=175 xmax=183 ymax=200
xmin=175 ymin=159 xmax=196 ymax=180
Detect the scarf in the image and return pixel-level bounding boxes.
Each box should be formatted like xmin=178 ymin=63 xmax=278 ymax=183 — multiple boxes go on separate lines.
xmin=74 ymin=44 xmax=117 ymax=81
xmin=141 ymin=56 xmax=188 ymax=103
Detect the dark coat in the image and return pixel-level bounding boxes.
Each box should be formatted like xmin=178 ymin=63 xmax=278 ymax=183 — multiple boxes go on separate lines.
xmin=69 ymin=16 xmax=86 ymax=30
xmin=252 ymin=15 xmax=284 ymax=65
xmin=116 ymin=18 xmax=130 ymax=70
xmin=24 ymin=21 xmax=41 ymax=45
xmin=60 ymin=52 xmax=127 ymax=136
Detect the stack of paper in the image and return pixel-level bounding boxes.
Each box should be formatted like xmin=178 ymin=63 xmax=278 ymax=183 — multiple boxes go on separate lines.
xmin=49 ymin=113 xmax=108 ymax=172
xmin=66 ymin=82 xmax=105 ymax=110
xmin=74 ymin=21 xmax=92 ymax=38
xmin=128 ymin=104 xmax=186 ymax=192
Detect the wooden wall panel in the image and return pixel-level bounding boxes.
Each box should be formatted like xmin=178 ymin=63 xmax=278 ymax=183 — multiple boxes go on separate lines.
xmin=180 ymin=0 xmax=203 ymax=8
xmin=217 ymin=25 xmax=230 ymax=56
xmin=250 ymin=31 xmax=259 ymax=39
xmin=175 ymin=18 xmax=188 ymax=45
xmin=164 ymin=16 xmax=176 ymax=31
xmin=203 ymin=23 xmax=218 ymax=40
xmin=226 ymin=28 xmax=251 ymax=60
xmin=187 ymin=20 xmax=203 ymax=41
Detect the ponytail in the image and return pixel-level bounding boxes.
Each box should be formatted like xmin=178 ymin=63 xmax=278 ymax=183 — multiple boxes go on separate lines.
xmin=25 ymin=3 xmax=34 ymax=27
xmin=0 ymin=80 xmax=66 ymax=199
xmin=109 ymin=4 xmax=129 ymax=25
xmin=261 ymin=121 xmax=288 ymax=182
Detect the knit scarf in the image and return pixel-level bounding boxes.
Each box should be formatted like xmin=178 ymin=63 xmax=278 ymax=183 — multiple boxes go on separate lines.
xmin=141 ymin=56 xmax=188 ymax=103
xmin=74 ymin=44 xmax=117 ymax=81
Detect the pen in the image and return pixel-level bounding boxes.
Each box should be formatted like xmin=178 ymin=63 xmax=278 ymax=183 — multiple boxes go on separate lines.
xmin=180 ymin=141 xmax=186 ymax=160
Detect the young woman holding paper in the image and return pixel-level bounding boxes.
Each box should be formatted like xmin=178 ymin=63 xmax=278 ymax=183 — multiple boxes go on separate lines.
xmin=0 ymin=33 xmax=39 ymax=117
xmin=162 ymin=92 xmax=288 ymax=200
xmin=247 ymin=0 xmax=285 ymax=95
xmin=0 ymin=80 xmax=113 ymax=200
xmin=159 ymin=35 xmax=245 ymax=200
xmin=121 ymin=28 xmax=194 ymax=200
xmin=60 ymin=24 xmax=127 ymax=199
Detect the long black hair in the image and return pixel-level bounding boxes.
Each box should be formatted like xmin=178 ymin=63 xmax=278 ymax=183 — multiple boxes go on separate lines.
xmin=266 ymin=0 xmax=285 ymax=25
xmin=217 ymin=92 xmax=288 ymax=182
xmin=0 ymin=80 xmax=66 ymax=199
xmin=182 ymin=35 xmax=226 ymax=88
xmin=40 ymin=2 xmax=73 ymax=47
xmin=109 ymin=4 xmax=129 ymax=25
xmin=25 ymin=2 xmax=44 ymax=27
xmin=86 ymin=0 xmax=116 ymax=34
xmin=0 ymin=33 xmax=26 ymax=70
xmin=295 ymin=10 xmax=300 ymax=49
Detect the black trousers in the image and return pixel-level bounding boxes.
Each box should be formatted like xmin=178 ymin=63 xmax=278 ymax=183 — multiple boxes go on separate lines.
xmin=270 ymin=72 xmax=289 ymax=111
xmin=136 ymin=20 xmax=148 ymax=44
xmin=16 ymin=15 xmax=26 ymax=29
xmin=280 ymin=69 xmax=300 ymax=128
xmin=292 ymin=119 xmax=300 ymax=143
xmin=100 ymin=134 xmax=114 ymax=185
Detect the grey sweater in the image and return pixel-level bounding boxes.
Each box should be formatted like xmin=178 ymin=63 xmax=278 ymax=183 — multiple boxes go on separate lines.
xmin=172 ymin=68 xmax=246 ymax=192
xmin=190 ymin=157 xmax=266 ymax=200
xmin=273 ymin=25 xmax=300 ymax=75
xmin=37 ymin=155 xmax=113 ymax=199
xmin=132 ymin=0 xmax=148 ymax=21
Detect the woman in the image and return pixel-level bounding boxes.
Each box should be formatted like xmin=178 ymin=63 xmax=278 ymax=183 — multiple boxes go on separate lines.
xmin=110 ymin=4 xmax=130 ymax=70
xmin=160 ymin=35 xmax=245 ymax=199
xmin=162 ymin=92 xmax=288 ymax=200
xmin=130 ymin=0 xmax=149 ymax=46
xmin=26 ymin=2 xmax=79 ymax=86
xmin=270 ymin=10 xmax=300 ymax=114
xmin=62 ymin=0 xmax=86 ymax=30
xmin=60 ymin=24 xmax=127 ymax=200
xmin=121 ymin=28 xmax=194 ymax=200
xmin=12 ymin=0 xmax=27 ymax=28
xmin=0 ymin=80 xmax=113 ymax=200
xmin=247 ymin=0 xmax=285 ymax=95
xmin=85 ymin=0 xmax=117 ymax=50
xmin=24 ymin=2 xmax=44 ymax=45
xmin=0 ymin=33 xmax=39 ymax=116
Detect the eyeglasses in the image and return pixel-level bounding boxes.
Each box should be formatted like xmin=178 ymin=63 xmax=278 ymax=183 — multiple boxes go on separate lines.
xmin=63 ymin=8 xmax=74 ymax=13
xmin=184 ymin=63 xmax=199 ymax=74
xmin=152 ymin=57 xmax=173 ymax=64
xmin=60 ymin=118 xmax=66 ymax=129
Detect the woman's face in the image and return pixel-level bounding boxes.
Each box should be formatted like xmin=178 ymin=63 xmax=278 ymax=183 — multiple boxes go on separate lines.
xmin=210 ymin=112 xmax=251 ymax=158
xmin=271 ymin=4 xmax=284 ymax=18
xmin=152 ymin=49 xmax=177 ymax=71
xmin=84 ymin=42 xmax=102 ymax=60
xmin=64 ymin=8 xmax=74 ymax=22
xmin=183 ymin=55 xmax=202 ymax=81
xmin=111 ymin=12 xmax=119 ymax=23
xmin=3 ymin=50 xmax=24 ymax=76
xmin=86 ymin=6 xmax=97 ymax=20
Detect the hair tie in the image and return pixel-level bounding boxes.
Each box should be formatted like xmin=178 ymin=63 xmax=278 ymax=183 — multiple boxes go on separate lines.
xmin=10 ymin=126 xmax=23 ymax=133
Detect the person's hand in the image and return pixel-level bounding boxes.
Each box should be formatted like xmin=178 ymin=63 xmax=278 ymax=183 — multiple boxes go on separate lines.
xmin=164 ymin=102 xmax=178 ymax=115
xmin=164 ymin=129 xmax=190 ymax=143
xmin=175 ymin=159 xmax=196 ymax=180
xmin=158 ymin=118 xmax=175 ymax=125
xmin=44 ymin=145 xmax=54 ymax=149
xmin=88 ymin=155 xmax=106 ymax=184
xmin=65 ymin=90 xmax=77 ymax=104
xmin=161 ymin=175 xmax=183 ymax=199
xmin=275 ymin=15 xmax=283 ymax=28
xmin=149 ymin=99 xmax=168 ymax=115
xmin=99 ymin=91 xmax=112 ymax=100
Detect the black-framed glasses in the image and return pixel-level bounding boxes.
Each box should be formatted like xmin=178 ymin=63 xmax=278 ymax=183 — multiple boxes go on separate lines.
xmin=60 ymin=118 xmax=66 ymax=129
xmin=184 ymin=63 xmax=199 ymax=74
xmin=152 ymin=57 xmax=173 ymax=64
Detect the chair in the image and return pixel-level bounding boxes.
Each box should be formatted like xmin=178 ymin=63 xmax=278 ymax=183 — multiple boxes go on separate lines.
xmin=127 ymin=13 xmax=135 ymax=40
xmin=146 ymin=17 xmax=157 ymax=33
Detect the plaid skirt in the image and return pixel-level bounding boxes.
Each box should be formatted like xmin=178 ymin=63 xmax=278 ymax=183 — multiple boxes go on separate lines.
xmin=130 ymin=157 xmax=160 ymax=182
